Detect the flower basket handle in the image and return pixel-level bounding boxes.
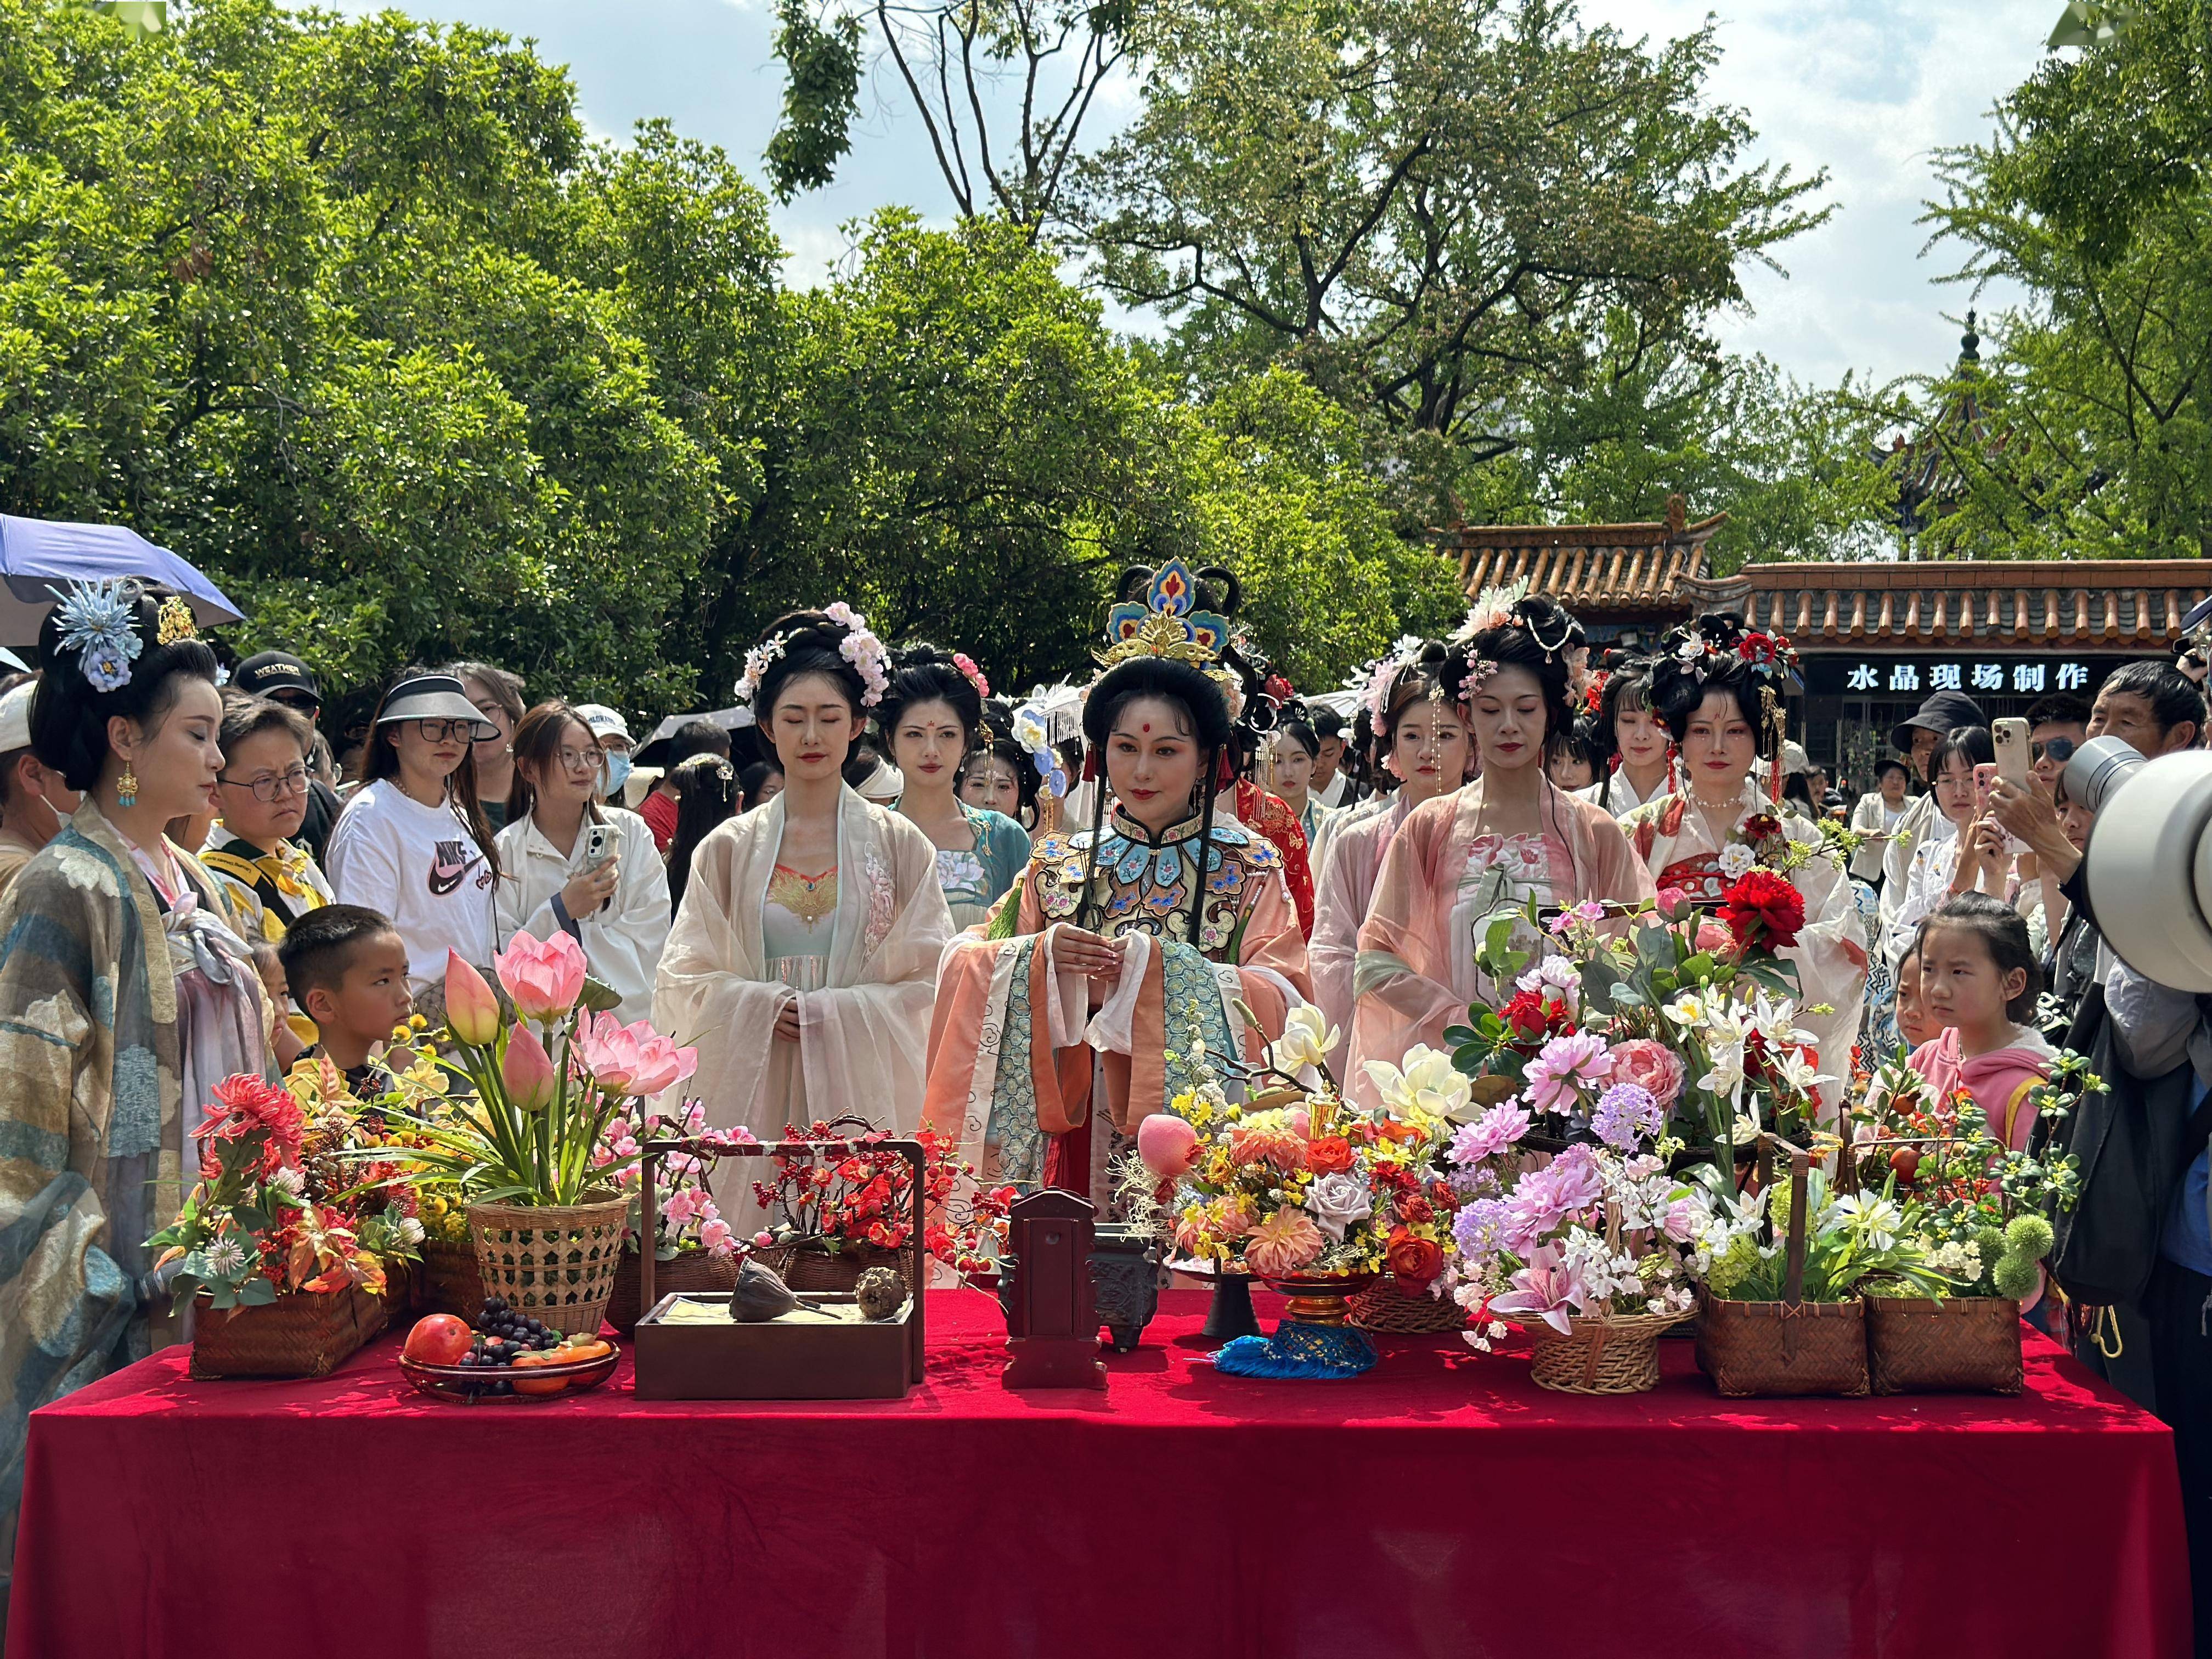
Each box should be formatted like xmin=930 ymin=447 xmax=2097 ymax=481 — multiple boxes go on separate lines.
xmin=1752 ymin=1132 xmax=1813 ymax=1357
xmin=637 ymin=1133 xmax=928 ymax=1384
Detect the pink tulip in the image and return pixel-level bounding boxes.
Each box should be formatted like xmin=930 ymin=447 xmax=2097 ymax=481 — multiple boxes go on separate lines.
xmin=443 ymin=952 xmax=501 ymax=1047
xmin=575 ymin=1011 xmax=699 ymax=1098
xmin=1137 ymin=1113 xmax=1201 ymax=1178
xmin=495 ymin=928 xmax=587 ymax=1023
xmin=500 ymin=1025 xmax=558 ymax=1113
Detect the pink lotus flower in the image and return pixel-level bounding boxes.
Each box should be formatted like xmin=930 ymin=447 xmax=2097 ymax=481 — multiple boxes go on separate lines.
xmin=495 ymin=928 xmax=587 ymax=1022
xmin=500 ymin=1024 xmax=557 ymax=1112
xmin=1137 ymin=1113 xmax=1201 ymax=1178
xmin=1243 ymin=1207 xmax=1324 ymax=1277
xmin=1608 ymin=1039 xmax=1688 ymax=1112
xmin=1522 ymin=1031 xmax=1612 ymax=1115
xmin=443 ymin=952 xmax=501 ymax=1047
xmin=576 ymin=1012 xmax=699 ymax=1097
xmin=1488 ymin=1243 xmax=1588 ymax=1335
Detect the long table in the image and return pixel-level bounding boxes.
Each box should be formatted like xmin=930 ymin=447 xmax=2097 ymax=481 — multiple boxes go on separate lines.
xmin=8 ymin=1289 xmax=2190 ymax=1658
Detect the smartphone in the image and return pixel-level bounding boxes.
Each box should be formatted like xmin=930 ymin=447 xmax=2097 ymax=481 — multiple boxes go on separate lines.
xmin=582 ymin=823 xmax=615 ymax=871
xmin=1973 ymin=761 xmax=1998 ymax=811
xmin=1993 ymin=717 xmax=2031 ymax=788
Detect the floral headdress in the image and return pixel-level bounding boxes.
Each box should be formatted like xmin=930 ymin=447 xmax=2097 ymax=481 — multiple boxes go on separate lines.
xmin=1009 ymin=702 xmax=1068 ymax=798
xmin=53 ymin=578 xmax=146 ymax=692
xmin=951 ymin=652 xmax=990 ymax=699
xmin=1451 ymin=575 xmax=1532 ymax=645
xmin=1351 ymin=635 xmax=1429 ymax=731
xmin=1664 ymin=620 xmax=1801 ymax=689
xmin=1095 ymin=559 xmax=1233 ymax=685
xmin=734 ymin=601 xmax=891 ymax=709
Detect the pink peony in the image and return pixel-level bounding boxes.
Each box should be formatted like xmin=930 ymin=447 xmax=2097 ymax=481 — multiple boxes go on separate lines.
xmin=1694 ymin=919 xmax=1736 ymax=956
xmin=1655 ymin=886 xmax=1692 ymax=920
xmin=1522 ymin=1031 xmax=1613 ymax=1115
xmin=575 ymin=1011 xmax=699 ymax=1098
xmin=1609 ymin=1039 xmax=1688 ymax=1112
xmin=495 ymin=928 xmax=587 ymax=1023
xmin=1137 ymin=1113 xmax=1201 ymax=1178
xmin=1243 ymin=1207 xmax=1324 ymax=1277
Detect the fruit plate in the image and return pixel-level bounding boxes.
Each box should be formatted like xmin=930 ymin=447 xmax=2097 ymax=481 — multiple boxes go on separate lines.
xmin=398 ymin=1342 xmax=621 ymax=1404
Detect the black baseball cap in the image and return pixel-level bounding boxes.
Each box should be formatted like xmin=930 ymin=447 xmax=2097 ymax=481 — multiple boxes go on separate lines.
xmin=233 ymin=651 xmax=322 ymax=706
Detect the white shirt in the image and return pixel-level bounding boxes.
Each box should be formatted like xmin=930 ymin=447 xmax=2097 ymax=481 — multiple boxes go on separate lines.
xmin=326 ymin=779 xmax=499 ymax=992
xmin=1315 ymin=770 xmax=1352 ymax=810
xmin=1576 ymin=768 xmax=1663 ymax=819
xmin=495 ymin=808 xmax=671 ymax=1025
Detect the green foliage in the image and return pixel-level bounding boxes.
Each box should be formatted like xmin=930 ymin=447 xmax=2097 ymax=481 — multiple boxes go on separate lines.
xmin=763 ymin=0 xmax=863 ymax=205
xmin=1078 ymin=0 xmax=1829 ymax=518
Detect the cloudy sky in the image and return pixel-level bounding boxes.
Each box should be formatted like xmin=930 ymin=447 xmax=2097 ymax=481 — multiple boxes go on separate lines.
xmin=329 ymin=0 xmax=2057 ymax=393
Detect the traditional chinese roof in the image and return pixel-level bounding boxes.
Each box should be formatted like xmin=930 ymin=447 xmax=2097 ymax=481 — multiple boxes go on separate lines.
xmin=1741 ymin=561 xmax=2209 ymax=652
xmin=1441 ymin=503 xmax=1735 ymax=617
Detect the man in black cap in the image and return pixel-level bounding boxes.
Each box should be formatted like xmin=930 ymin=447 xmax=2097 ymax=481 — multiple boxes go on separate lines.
xmin=232 ymin=651 xmax=343 ymax=865
xmin=1876 ymin=685 xmax=1987 ymax=963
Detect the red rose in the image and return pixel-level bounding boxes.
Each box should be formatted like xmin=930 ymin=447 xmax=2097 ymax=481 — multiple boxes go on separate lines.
xmin=1502 ymin=988 xmax=1549 ymax=1041
xmin=1384 ymin=1227 xmax=1444 ymax=1293
xmin=1398 ymin=1193 xmax=1434 ymax=1225
xmin=1306 ymin=1136 xmax=1355 ymax=1175
xmin=1719 ymin=869 xmax=1806 ymax=950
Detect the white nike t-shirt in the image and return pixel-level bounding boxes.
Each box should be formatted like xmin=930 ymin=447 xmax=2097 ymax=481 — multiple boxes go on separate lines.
xmin=325 ymin=778 xmax=499 ymax=992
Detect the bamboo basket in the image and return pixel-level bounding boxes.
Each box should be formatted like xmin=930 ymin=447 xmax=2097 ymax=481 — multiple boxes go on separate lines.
xmin=761 ymin=1240 xmax=905 ymax=1296
xmin=1866 ymin=1295 xmax=2024 ymax=1395
xmin=1696 ymin=1137 xmax=1869 ymax=1398
xmin=414 ymin=1239 xmax=487 ymax=1321
xmin=190 ymin=1282 xmax=388 ymax=1379
xmin=1349 ymin=1276 xmax=1467 ymax=1334
xmin=605 ymin=1245 xmax=742 ymax=1337
xmin=466 ymin=1194 xmax=628 ymax=1336
xmin=1525 ymin=1309 xmax=1684 ymax=1395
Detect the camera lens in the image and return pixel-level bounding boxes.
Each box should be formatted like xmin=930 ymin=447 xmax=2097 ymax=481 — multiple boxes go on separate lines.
xmin=2065 ymin=735 xmax=2147 ymax=814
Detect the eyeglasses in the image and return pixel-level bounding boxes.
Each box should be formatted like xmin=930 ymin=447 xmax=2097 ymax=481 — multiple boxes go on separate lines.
xmin=218 ymin=765 xmax=310 ymax=802
xmin=2032 ymin=737 xmax=2077 ymax=765
xmin=555 ymin=746 xmax=606 ymax=773
xmin=414 ymin=719 xmax=477 ymax=744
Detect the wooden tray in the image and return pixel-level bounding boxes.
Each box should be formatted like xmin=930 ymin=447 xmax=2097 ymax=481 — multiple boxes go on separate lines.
xmin=633 ymin=1292 xmax=914 ymax=1400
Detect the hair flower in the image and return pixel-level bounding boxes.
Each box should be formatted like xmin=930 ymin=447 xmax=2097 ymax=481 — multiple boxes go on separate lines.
xmin=951 ymin=652 xmax=990 ymax=699
xmin=54 ymin=578 xmax=144 ymax=692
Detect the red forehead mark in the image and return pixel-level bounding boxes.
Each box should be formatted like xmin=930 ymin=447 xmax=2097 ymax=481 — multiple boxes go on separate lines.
xmin=1141 ymin=723 xmax=1151 ymax=732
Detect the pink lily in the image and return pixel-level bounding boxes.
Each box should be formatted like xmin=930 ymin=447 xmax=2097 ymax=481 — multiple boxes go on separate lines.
xmin=1487 ymin=1244 xmax=1586 ymax=1335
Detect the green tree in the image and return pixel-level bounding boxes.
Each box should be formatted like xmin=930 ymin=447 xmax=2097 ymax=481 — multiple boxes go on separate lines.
xmin=1077 ymin=0 xmax=1827 ymax=515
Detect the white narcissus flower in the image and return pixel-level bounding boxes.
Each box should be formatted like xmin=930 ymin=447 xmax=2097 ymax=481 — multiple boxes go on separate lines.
xmin=1269 ymin=1005 xmax=1341 ymax=1075
xmin=1362 ymin=1045 xmax=1476 ymax=1122
xmin=1717 ymin=842 xmax=1758 ymax=878
xmin=1831 ymin=1193 xmax=1903 ymax=1251
xmin=1661 ymin=993 xmax=1705 ymax=1027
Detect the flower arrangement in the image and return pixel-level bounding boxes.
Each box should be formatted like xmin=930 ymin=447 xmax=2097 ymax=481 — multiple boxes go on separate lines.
xmin=367 ymin=932 xmax=697 ymax=1206
xmin=1138 ymin=1011 xmax=1459 ymax=1297
xmin=1697 ymin=1166 xmax=1950 ymax=1302
xmin=1444 ymin=895 xmax=1830 ymax=1158
xmin=748 ymin=1120 xmax=1012 ymax=1277
xmin=1444 ymin=1090 xmax=1716 ymax=1350
xmin=1850 ymin=1053 xmax=2087 ymax=1300
xmin=598 ymin=1101 xmax=741 ymax=1260
xmin=149 ymin=1074 xmax=400 ymax=1311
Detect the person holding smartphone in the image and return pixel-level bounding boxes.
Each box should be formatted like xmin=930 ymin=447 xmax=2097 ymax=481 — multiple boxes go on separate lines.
xmin=1884 ymin=724 xmax=2000 ymax=965
xmin=495 ymin=701 xmax=670 ymax=1023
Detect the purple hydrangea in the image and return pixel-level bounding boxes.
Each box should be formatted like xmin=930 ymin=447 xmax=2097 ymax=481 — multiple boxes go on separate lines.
xmin=1590 ymin=1081 xmax=1662 ymax=1152
xmin=1454 ymin=1197 xmax=1508 ymax=1257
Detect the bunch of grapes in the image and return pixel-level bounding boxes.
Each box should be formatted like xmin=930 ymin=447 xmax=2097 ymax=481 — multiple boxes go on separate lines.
xmin=452 ymin=1299 xmax=561 ymax=1392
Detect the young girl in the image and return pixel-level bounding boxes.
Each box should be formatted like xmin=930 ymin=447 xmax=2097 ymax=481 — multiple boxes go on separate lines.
xmin=325 ymin=670 xmax=502 ymax=996
xmin=1887 ymin=725 xmax=1999 ymax=963
xmin=1546 ymin=718 xmax=1599 ymax=792
xmin=1909 ymin=892 xmax=2055 ymax=1151
xmin=1582 ymin=659 xmax=1672 ymax=817
xmin=1893 ymin=939 xmax=1940 ymax=1053
xmin=495 ymin=701 xmax=672 ymax=1025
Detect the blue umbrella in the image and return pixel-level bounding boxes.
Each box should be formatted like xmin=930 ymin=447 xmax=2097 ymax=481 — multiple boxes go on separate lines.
xmin=0 ymin=514 xmax=242 ymax=647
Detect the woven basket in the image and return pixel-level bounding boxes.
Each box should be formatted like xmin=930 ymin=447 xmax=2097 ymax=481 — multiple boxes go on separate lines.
xmin=414 ymin=1239 xmax=487 ymax=1321
xmin=1694 ymin=1136 xmax=1869 ymax=1398
xmin=763 ymin=1240 xmax=906 ymax=1296
xmin=190 ymin=1282 xmax=388 ymax=1379
xmin=1866 ymin=1295 xmax=2024 ymax=1395
xmin=1349 ymin=1276 xmax=1466 ymax=1334
xmin=605 ymin=1245 xmax=743 ymax=1337
xmin=466 ymin=1195 xmax=628 ymax=1336
xmin=1525 ymin=1309 xmax=1684 ymax=1395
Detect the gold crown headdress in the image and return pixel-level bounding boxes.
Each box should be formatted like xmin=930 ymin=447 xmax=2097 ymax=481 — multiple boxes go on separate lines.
xmin=1095 ymin=560 xmax=1234 ymax=683
xmin=156 ymin=593 xmax=199 ymax=646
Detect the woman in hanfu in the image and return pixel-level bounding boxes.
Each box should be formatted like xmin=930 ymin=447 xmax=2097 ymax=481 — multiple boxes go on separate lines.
xmin=1620 ymin=613 xmax=1867 ymax=1120
xmin=655 ymin=608 xmax=953 ymax=1225
xmin=0 ymin=583 xmax=272 ymax=1577
xmin=878 ymin=645 xmax=1031 ymax=930
xmin=1350 ymin=599 xmax=1654 ymax=1105
xmin=925 ymin=563 xmax=1312 ymax=1209
xmin=1308 ymin=639 xmax=1472 ymax=1047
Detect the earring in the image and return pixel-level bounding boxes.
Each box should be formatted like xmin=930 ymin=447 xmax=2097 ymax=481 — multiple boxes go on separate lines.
xmin=117 ymin=765 xmax=138 ymax=808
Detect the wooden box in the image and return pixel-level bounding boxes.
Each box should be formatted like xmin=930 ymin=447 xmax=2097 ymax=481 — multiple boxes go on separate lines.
xmin=631 ymin=1291 xmax=916 ymax=1400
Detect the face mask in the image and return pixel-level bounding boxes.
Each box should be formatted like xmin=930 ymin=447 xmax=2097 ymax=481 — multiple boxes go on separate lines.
xmin=601 ymin=752 xmax=633 ymax=798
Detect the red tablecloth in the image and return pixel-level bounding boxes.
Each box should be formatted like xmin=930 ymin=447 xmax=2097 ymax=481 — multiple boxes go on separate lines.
xmin=9 ymin=1290 xmax=2190 ymax=1659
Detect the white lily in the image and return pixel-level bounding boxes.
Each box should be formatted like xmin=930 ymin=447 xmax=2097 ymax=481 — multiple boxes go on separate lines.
xmin=1832 ymin=1193 xmax=1903 ymax=1251
xmin=1362 ymin=1045 xmax=1476 ymax=1122
xmin=1269 ymin=1005 xmax=1341 ymax=1075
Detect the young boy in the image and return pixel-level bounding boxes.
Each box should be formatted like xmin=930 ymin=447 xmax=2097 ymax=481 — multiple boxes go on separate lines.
xmin=276 ymin=904 xmax=417 ymax=1096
